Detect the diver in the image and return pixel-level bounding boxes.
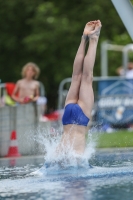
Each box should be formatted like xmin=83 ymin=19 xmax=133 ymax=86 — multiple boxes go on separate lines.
xmin=57 ymin=20 xmax=102 ymax=155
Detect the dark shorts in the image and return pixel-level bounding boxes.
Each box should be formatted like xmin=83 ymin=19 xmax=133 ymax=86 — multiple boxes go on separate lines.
xmin=62 ymin=103 xmax=89 ymax=126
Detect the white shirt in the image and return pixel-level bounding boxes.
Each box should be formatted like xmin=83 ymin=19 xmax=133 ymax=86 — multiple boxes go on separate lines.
xmin=126 ymin=69 xmax=133 ymax=79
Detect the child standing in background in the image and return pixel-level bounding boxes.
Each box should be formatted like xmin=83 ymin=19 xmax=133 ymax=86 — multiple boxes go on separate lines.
xmin=12 ymin=62 xmax=40 ymax=104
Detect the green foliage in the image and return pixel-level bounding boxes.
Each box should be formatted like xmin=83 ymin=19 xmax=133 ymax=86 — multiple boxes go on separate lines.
xmin=0 ymin=0 xmax=132 ymax=109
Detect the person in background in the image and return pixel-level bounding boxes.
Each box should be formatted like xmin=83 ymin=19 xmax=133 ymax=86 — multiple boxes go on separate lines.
xmin=12 ymin=62 xmax=40 ymax=104
xmin=36 ymin=83 xmax=48 ymax=120
xmin=116 ymin=62 xmax=133 ymax=78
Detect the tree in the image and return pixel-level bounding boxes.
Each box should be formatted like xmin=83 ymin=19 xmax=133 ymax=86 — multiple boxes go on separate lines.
xmin=0 ymin=0 xmax=132 ymax=109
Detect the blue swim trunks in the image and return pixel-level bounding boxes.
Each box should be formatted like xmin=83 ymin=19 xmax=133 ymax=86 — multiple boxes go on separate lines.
xmin=62 ymin=103 xmax=89 ymax=126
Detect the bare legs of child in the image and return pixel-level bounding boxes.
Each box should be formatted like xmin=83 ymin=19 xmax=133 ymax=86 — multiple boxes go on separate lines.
xmin=58 ymin=20 xmax=102 ymax=156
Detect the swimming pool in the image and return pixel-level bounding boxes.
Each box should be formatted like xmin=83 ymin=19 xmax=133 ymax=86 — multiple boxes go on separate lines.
xmin=0 ymin=149 xmax=133 ymax=200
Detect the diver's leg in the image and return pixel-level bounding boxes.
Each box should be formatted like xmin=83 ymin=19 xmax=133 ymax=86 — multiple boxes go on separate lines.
xmin=65 ymin=22 xmax=95 ymax=106
xmin=78 ymin=20 xmax=102 ymax=119
xmin=65 ymin=38 xmax=87 ymax=105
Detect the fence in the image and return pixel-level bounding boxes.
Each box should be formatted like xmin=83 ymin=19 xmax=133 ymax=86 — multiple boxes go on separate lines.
xmin=58 ymin=77 xmax=133 ymax=126
xmin=0 ymin=103 xmax=53 ymax=157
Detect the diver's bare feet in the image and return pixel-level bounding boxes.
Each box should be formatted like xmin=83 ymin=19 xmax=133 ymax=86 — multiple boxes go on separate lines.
xmin=83 ymin=21 xmax=95 ymax=40
xmin=83 ymin=21 xmax=95 ymax=35
xmin=89 ymin=20 xmax=102 ymax=40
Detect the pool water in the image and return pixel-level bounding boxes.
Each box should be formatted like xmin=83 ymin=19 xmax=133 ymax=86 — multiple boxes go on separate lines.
xmin=0 ymin=149 xmax=133 ymax=200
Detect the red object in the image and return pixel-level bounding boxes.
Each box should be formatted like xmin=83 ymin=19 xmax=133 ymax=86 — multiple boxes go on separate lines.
xmin=6 ymin=131 xmax=21 ymax=157
xmin=45 ymin=111 xmax=60 ymax=121
xmin=5 ymin=83 xmax=16 ymax=96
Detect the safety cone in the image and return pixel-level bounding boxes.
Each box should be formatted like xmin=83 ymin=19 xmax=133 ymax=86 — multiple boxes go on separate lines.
xmin=6 ymin=130 xmax=21 ymax=157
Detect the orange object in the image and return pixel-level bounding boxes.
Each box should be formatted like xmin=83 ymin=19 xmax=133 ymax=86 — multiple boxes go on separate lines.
xmin=6 ymin=131 xmax=21 ymax=157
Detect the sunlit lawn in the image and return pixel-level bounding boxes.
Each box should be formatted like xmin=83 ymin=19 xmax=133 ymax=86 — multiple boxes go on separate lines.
xmin=92 ymin=130 xmax=133 ymax=148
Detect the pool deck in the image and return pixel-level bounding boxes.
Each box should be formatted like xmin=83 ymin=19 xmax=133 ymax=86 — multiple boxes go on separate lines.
xmin=0 ymin=155 xmax=44 ymax=160
xmin=1 ymin=147 xmax=133 ymax=160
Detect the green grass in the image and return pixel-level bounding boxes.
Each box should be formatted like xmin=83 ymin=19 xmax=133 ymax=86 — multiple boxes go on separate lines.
xmin=91 ymin=130 xmax=133 ymax=148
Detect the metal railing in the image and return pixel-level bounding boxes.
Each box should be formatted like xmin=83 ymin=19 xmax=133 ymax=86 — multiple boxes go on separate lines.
xmin=58 ymin=76 xmax=130 ymax=109
xmin=58 ymin=76 xmax=133 ymax=126
xmin=101 ymin=42 xmax=133 ymax=76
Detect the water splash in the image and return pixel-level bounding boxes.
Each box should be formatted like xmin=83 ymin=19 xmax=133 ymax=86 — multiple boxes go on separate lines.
xmin=28 ymin=124 xmax=98 ymax=175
